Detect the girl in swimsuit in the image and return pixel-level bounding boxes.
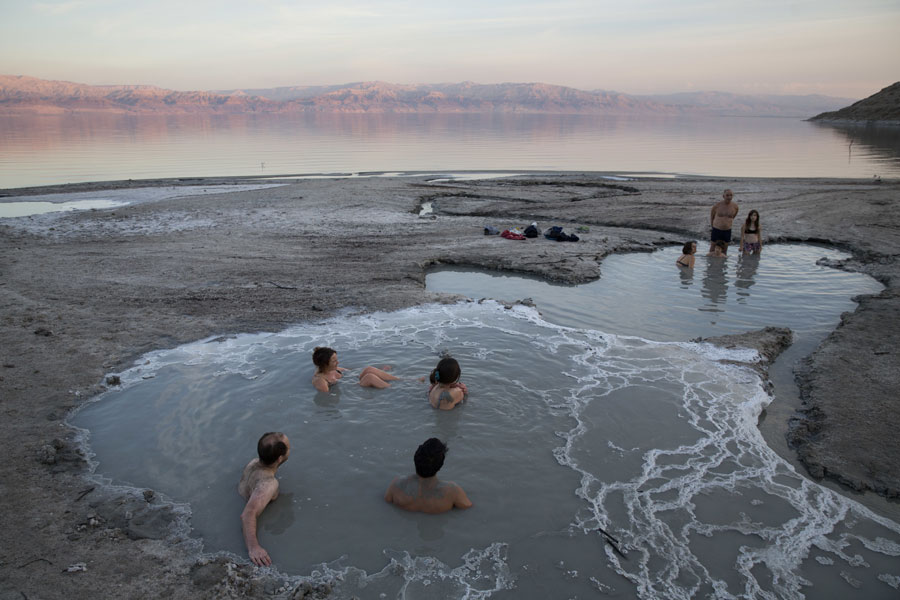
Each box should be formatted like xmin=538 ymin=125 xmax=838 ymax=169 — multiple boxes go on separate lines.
xmin=676 ymin=241 xmax=697 ymax=268
xmin=425 ymin=357 xmax=468 ymax=410
xmin=740 ymin=210 xmax=763 ymax=255
xmin=311 ymin=346 xmax=399 ymax=392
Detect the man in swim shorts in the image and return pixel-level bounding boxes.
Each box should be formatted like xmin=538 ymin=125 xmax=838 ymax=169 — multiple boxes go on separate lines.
xmin=238 ymin=432 xmax=290 ymax=566
xmin=384 ymin=438 xmax=472 ymax=514
xmin=709 ymin=189 xmax=739 ymax=254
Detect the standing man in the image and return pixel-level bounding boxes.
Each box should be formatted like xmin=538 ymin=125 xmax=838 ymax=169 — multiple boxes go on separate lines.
xmin=709 ymin=189 xmax=739 ymax=253
xmin=238 ymin=432 xmax=290 ymax=566
xmin=385 ymin=438 xmax=473 ymax=514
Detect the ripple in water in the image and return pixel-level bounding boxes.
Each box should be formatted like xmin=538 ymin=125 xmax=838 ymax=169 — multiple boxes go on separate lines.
xmin=72 ymin=297 xmax=900 ymax=599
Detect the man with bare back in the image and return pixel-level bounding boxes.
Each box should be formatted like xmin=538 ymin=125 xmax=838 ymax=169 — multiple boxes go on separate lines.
xmin=385 ymin=438 xmax=472 ymax=514
xmin=238 ymin=432 xmax=290 ymax=566
xmin=709 ymin=189 xmax=739 ymax=253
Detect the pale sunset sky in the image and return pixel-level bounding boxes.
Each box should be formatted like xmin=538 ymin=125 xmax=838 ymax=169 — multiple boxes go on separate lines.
xmin=1 ymin=0 xmax=897 ymax=99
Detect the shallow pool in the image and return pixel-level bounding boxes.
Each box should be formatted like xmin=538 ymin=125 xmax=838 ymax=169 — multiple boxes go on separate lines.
xmin=71 ymin=245 xmax=900 ymax=599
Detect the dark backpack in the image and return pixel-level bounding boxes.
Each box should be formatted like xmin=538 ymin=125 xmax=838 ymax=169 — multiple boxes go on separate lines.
xmin=524 ymin=224 xmax=539 ymax=238
xmin=544 ymin=226 xmax=563 ymax=240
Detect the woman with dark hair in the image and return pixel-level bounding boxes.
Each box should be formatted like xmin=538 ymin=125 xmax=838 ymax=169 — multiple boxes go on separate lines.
xmin=426 ymin=357 xmax=468 ymax=410
xmin=740 ymin=210 xmax=763 ymax=255
xmin=311 ymin=346 xmax=398 ymax=392
xmin=676 ymin=241 xmax=697 ymax=268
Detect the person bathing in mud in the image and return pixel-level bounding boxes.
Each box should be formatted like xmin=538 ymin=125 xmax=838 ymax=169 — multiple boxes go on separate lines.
xmin=740 ymin=210 xmax=763 ymax=255
xmin=238 ymin=432 xmax=290 ymax=567
xmin=422 ymin=356 xmax=468 ymax=410
xmin=311 ymin=346 xmax=399 ymax=392
xmin=384 ymin=438 xmax=473 ymax=514
xmin=676 ymin=240 xmax=697 ymax=268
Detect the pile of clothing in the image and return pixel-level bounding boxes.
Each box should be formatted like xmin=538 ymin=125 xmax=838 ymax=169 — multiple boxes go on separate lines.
xmin=485 ymin=222 xmax=581 ymax=242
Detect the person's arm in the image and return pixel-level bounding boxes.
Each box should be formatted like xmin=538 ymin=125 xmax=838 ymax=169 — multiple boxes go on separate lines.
xmin=758 ymin=226 xmax=763 ymax=252
xmin=710 ymin=204 xmax=717 ymax=227
xmin=452 ymin=484 xmax=473 ymax=509
xmin=312 ymin=376 xmax=329 ymax=392
xmin=240 ymin=480 xmax=279 ymax=567
xmin=688 ymin=255 xmax=695 ymax=268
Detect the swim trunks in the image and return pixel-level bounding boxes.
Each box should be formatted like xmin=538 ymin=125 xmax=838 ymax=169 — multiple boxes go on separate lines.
xmin=710 ymin=227 xmax=732 ymax=243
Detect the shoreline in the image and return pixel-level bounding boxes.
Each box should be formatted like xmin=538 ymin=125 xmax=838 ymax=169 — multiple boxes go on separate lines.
xmin=1 ymin=172 xmax=898 ymax=598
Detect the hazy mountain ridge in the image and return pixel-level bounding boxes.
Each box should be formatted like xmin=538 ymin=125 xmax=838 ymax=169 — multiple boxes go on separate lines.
xmin=0 ymin=74 xmax=856 ymax=117
xmin=810 ymin=82 xmax=900 ymax=124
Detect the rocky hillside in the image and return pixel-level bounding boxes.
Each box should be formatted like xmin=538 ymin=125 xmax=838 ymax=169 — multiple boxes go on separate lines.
xmin=0 ymin=74 xmax=857 ymax=117
xmin=810 ymin=82 xmax=900 ymax=124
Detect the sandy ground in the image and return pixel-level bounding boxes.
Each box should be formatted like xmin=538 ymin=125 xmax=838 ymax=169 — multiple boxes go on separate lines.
xmin=1 ymin=173 xmax=898 ymax=599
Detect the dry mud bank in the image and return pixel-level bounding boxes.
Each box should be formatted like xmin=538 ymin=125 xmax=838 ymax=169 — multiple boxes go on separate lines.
xmin=0 ymin=173 xmax=897 ymax=598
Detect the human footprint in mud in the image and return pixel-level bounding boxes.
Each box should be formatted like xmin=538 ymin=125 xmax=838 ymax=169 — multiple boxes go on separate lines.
xmin=311 ymin=346 xmax=399 ymax=392
xmin=385 ymin=438 xmax=473 ymax=514
xmin=238 ymin=432 xmax=290 ymax=566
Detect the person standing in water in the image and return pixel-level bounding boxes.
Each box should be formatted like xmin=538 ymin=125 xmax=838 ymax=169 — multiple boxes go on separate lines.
xmin=740 ymin=209 xmax=763 ymax=255
xmin=238 ymin=432 xmax=290 ymax=567
xmin=384 ymin=438 xmax=473 ymax=514
xmin=311 ymin=346 xmax=399 ymax=392
xmin=709 ymin=189 xmax=739 ymax=254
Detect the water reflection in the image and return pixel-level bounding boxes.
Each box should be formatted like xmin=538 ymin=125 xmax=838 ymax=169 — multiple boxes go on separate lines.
xmin=811 ymin=122 xmax=900 ymax=174
xmin=4 ymin=113 xmax=900 ymax=188
xmin=735 ymin=254 xmax=760 ymax=303
xmin=700 ymin=256 xmax=729 ymax=316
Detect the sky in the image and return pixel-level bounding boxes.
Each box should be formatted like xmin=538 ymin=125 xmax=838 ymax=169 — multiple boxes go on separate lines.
xmin=1 ymin=0 xmax=898 ymax=98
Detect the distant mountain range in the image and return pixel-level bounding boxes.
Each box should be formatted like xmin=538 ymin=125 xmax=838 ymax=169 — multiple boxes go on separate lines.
xmin=0 ymin=74 xmax=858 ymax=118
xmin=811 ymin=82 xmax=900 ymax=124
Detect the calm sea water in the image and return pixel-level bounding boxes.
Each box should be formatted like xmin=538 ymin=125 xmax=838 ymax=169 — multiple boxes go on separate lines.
xmin=2 ymin=113 xmax=900 ymax=188
xmin=71 ymin=246 xmax=899 ymax=599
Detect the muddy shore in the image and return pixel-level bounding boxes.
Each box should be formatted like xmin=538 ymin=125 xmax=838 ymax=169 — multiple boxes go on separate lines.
xmin=1 ymin=173 xmax=898 ymax=599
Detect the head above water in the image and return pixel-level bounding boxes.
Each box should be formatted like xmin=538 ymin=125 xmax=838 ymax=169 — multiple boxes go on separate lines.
xmin=682 ymin=241 xmax=697 ymax=255
xmin=257 ymin=432 xmax=289 ymax=466
xmin=414 ymin=437 xmax=447 ymax=478
xmin=722 ymin=189 xmax=734 ymax=202
xmin=429 ymin=356 xmax=461 ymax=386
xmin=312 ymin=346 xmax=336 ymax=370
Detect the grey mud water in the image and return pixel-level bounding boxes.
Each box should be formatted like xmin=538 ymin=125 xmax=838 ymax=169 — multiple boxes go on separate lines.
xmin=1 ymin=173 xmax=899 ymax=598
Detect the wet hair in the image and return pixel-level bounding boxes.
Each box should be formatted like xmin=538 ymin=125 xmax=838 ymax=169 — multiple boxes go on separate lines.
xmin=429 ymin=357 xmax=461 ymax=385
xmin=682 ymin=241 xmax=696 ymax=255
xmin=715 ymin=240 xmax=728 ymax=251
xmin=414 ymin=438 xmax=447 ymax=478
xmin=257 ymin=432 xmax=288 ymax=466
xmin=744 ymin=210 xmax=760 ymax=230
xmin=312 ymin=346 xmax=336 ymax=370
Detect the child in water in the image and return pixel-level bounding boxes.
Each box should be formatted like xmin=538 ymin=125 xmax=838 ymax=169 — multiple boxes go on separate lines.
xmin=311 ymin=346 xmax=399 ymax=392
xmin=707 ymin=240 xmax=728 ymax=257
xmin=426 ymin=357 xmax=468 ymax=410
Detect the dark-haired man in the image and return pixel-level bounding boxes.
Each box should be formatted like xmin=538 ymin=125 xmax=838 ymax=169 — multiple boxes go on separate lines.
xmin=238 ymin=432 xmax=290 ymax=566
xmin=384 ymin=438 xmax=472 ymax=514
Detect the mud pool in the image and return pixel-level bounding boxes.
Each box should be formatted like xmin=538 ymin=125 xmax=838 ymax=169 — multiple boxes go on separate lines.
xmin=71 ymin=245 xmax=900 ymax=599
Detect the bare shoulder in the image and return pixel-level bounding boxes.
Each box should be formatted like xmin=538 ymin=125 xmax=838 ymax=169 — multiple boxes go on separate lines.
xmin=448 ymin=481 xmax=473 ymax=509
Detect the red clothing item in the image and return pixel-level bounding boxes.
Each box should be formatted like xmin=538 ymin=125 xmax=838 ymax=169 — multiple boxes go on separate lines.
xmin=501 ymin=229 xmax=526 ymax=240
